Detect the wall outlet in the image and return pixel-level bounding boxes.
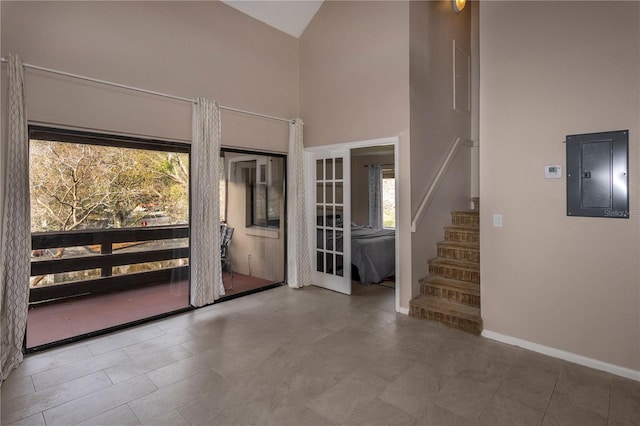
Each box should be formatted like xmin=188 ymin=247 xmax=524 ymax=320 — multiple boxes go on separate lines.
xmin=493 ymin=214 xmax=503 ymax=227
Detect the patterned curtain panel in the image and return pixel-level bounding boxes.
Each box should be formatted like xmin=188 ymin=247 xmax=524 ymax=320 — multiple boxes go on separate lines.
xmin=190 ymin=98 xmax=224 ymax=307
xmin=368 ymin=164 xmax=383 ymax=229
xmin=287 ymin=119 xmax=311 ymax=288
xmin=0 ymin=54 xmax=31 ymax=380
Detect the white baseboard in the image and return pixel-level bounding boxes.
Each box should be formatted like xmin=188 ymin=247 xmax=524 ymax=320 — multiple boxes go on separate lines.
xmin=482 ymin=329 xmax=640 ymax=382
xmin=398 ymin=307 xmax=409 ymax=315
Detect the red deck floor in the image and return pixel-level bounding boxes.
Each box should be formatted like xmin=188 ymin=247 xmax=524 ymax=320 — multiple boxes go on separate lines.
xmin=26 ymin=272 xmax=276 ymax=349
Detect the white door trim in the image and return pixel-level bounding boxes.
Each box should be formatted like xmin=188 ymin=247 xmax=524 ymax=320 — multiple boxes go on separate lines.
xmin=305 ymin=136 xmax=401 ymax=312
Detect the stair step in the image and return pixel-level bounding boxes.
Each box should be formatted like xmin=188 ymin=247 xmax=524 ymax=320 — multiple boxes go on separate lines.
xmin=420 ymin=276 xmax=480 ymax=307
xmin=450 ymin=211 xmax=479 ymax=228
xmin=444 ymin=226 xmax=479 ymax=244
xmin=436 ymin=241 xmax=480 ymax=263
xmin=428 ymin=258 xmax=480 ymax=284
xmin=409 ymin=295 xmax=482 ymax=334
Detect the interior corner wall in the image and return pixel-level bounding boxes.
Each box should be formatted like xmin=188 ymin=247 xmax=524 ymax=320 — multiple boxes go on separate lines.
xmin=409 ymin=0 xmax=472 ymax=297
xmin=298 ymin=1 xmax=413 ymax=309
xmin=480 ymin=1 xmax=640 ymax=372
xmin=0 ymin=1 xmax=297 ymax=151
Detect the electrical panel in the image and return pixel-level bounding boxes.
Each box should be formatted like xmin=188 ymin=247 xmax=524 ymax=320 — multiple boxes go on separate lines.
xmin=566 ymin=130 xmax=629 ymax=218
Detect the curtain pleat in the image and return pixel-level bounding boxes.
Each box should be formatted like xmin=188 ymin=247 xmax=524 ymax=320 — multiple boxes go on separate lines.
xmin=287 ymin=119 xmax=311 ymax=288
xmin=1 ymin=54 xmax=31 ymax=380
xmin=368 ymin=164 xmax=383 ymax=229
xmin=190 ymin=98 xmax=224 ymax=307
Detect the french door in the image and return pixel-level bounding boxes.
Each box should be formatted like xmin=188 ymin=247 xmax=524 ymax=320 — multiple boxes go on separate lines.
xmin=310 ymin=149 xmax=351 ymax=294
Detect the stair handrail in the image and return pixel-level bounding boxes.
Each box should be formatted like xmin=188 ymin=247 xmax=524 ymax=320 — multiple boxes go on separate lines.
xmin=411 ymin=137 xmax=474 ymax=232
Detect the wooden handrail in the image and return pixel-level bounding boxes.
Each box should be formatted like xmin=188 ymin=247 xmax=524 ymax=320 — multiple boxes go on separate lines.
xmin=411 ymin=137 xmax=474 ymax=232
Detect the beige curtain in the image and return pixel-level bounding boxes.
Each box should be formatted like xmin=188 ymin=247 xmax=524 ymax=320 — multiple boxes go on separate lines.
xmin=287 ymin=119 xmax=311 ymax=288
xmin=190 ymin=98 xmax=224 ymax=307
xmin=368 ymin=164 xmax=383 ymax=229
xmin=1 ymin=54 xmax=31 ymax=380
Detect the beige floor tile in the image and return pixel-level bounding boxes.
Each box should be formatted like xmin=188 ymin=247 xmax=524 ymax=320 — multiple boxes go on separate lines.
xmin=128 ymin=368 xmax=230 ymax=423
xmin=496 ymin=359 xmax=559 ymax=410
xmin=86 ymin=324 xmax=167 ymax=356
xmin=379 ymin=363 xmax=451 ymax=417
xmin=144 ymin=348 xmax=221 ymax=388
xmin=553 ymin=362 xmax=612 ymax=418
xmin=31 ymin=349 xmax=129 ymax=391
xmin=542 ymin=395 xmax=608 ymax=426
xmin=121 ymin=328 xmax=199 ymax=359
xmin=608 ymin=376 xmax=640 ymax=426
xmin=43 ymin=374 xmax=157 ymax=425
xmin=3 ymin=284 xmax=632 ymax=426
xmin=431 ymin=376 xmax=496 ymax=420
xmin=478 ymin=393 xmax=545 ymax=425
xmin=10 ymin=345 xmax=93 ymax=378
xmin=1 ymin=374 xmax=35 ymax=402
xmin=6 ymin=412 xmax=46 ymax=426
xmin=416 ymin=402 xmax=478 ymax=426
xmin=306 ymin=369 xmax=390 ymax=424
xmin=2 ymin=371 xmax=112 ymax=424
xmin=104 ymin=343 xmax=193 ymax=383
xmin=141 ymin=409 xmax=190 ymax=425
xmin=75 ymin=404 xmax=142 ymax=426
xmin=343 ymin=397 xmax=418 ymax=425
xmin=309 ymin=327 xmax=372 ymax=356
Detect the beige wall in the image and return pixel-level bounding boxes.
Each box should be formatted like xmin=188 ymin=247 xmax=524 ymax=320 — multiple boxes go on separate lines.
xmin=299 ymin=1 xmax=411 ymax=309
xmin=0 ymin=0 xmax=296 ymax=281
xmin=0 ymin=1 xmax=297 ymax=150
xmin=409 ymin=0 xmax=473 ymax=297
xmin=350 ymin=151 xmax=394 ymax=227
xmin=299 ymin=1 xmax=410 ymax=148
xmin=480 ymin=1 xmax=640 ymax=371
xmin=299 ymin=1 xmax=413 ymax=308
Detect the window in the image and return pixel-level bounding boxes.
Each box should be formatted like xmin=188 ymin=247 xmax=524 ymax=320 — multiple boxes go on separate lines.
xmin=382 ymin=167 xmax=396 ymax=229
xmin=246 ymin=158 xmax=283 ymax=228
xmin=28 ymin=126 xmax=189 ymax=300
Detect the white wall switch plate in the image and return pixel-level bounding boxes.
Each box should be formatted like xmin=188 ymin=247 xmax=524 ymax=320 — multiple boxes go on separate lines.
xmin=493 ymin=214 xmax=503 ymax=227
xmin=545 ymin=165 xmax=562 ymax=178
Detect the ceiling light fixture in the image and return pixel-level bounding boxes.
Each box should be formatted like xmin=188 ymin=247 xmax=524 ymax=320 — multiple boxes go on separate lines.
xmin=452 ymin=0 xmax=466 ymax=14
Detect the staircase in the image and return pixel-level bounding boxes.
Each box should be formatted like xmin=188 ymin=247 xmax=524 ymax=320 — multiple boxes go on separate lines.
xmin=409 ymin=202 xmax=482 ymax=334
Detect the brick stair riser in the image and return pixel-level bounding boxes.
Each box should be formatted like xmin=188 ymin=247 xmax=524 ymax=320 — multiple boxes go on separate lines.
xmin=450 ymin=215 xmax=479 ymax=228
xmin=429 ymin=264 xmax=480 ymax=284
xmin=437 ymin=246 xmax=480 ymax=263
xmin=420 ymin=284 xmax=480 ymax=308
xmin=444 ymin=229 xmax=479 ymax=244
xmin=409 ymin=306 xmax=482 ymax=335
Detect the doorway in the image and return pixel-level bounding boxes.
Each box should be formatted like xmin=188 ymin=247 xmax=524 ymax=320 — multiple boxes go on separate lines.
xmin=306 ymin=137 xmax=400 ymax=307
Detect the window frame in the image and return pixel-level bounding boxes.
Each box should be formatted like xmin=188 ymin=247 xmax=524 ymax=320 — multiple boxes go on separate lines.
xmin=27 ymin=125 xmax=191 ymax=302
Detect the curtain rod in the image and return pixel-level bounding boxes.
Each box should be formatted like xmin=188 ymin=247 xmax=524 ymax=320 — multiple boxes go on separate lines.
xmin=0 ymin=57 xmax=293 ymax=124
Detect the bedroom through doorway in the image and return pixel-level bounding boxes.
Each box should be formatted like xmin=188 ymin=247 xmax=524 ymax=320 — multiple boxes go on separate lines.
xmin=306 ymin=137 xmax=399 ymax=305
xmin=350 ymin=145 xmax=396 ymax=291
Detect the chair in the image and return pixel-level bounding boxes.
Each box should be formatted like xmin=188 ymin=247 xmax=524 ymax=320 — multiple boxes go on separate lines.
xmin=220 ymin=225 xmax=234 ymax=289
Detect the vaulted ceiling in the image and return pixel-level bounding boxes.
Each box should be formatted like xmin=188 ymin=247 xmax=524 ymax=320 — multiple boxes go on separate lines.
xmin=221 ymin=1 xmax=324 ymax=38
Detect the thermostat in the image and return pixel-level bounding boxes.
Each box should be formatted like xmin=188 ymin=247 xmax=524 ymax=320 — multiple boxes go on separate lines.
xmin=545 ymin=165 xmax=562 ymax=179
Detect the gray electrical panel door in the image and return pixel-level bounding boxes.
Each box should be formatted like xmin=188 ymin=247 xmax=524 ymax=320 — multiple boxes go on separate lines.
xmin=566 ymin=130 xmax=629 ymax=218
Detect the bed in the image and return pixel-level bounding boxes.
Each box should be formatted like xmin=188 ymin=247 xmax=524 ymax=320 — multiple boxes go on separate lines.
xmin=349 ymin=224 xmax=396 ymax=284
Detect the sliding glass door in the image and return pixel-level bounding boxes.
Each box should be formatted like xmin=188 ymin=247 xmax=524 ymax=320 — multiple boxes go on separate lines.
xmin=219 ymin=150 xmax=286 ymax=295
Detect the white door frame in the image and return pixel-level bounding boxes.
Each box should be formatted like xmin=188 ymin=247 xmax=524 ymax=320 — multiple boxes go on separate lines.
xmin=305 ymin=136 xmax=400 ymax=311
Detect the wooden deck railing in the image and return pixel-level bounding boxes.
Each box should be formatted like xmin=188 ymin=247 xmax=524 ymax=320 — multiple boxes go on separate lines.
xmin=30 ymin=225 xmax=189 ymax=303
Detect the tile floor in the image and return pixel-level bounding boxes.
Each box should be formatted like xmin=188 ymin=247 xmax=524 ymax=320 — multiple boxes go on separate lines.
xmin=2 ymin=283 xmax=639 ymax=425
